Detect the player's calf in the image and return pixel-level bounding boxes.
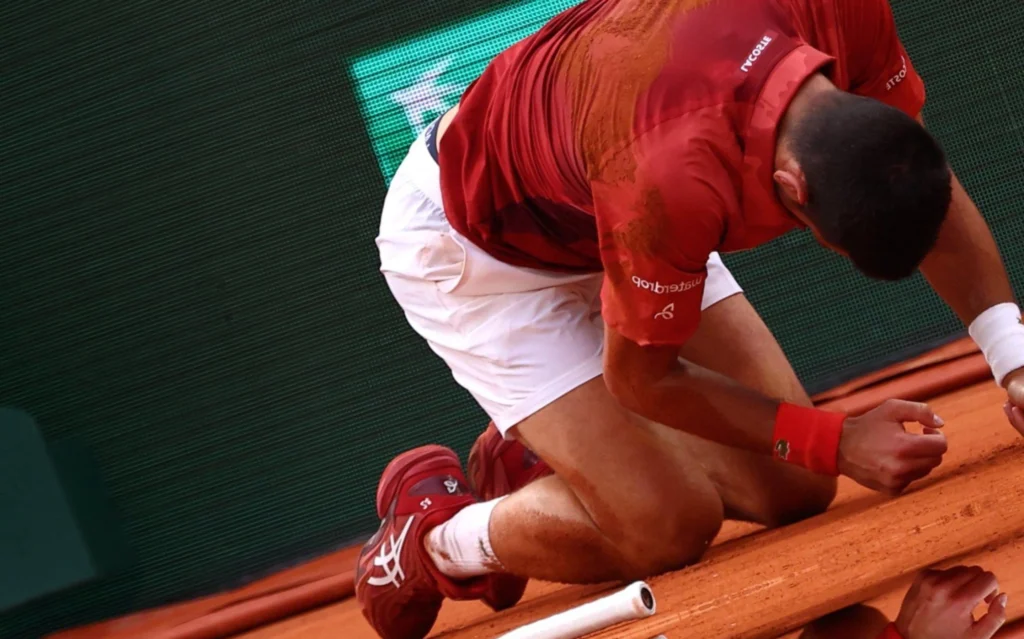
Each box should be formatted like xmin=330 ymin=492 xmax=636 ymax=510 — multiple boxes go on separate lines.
xmin=484 ymin=468 xmax=725 ymax=583
xmin=610 ymin=488 xmax=725 ymax=580
xmin=469 ymin=419 xmax=723 ymax=580
xmin=741 ymin=472 xmax=837 ymax=528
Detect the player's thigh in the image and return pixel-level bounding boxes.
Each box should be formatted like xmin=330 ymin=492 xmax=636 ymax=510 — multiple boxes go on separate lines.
xmin=671 ymin=290 xmax=837 ymax=525
xmin=679 ymin=279 xmax=807 ymax=404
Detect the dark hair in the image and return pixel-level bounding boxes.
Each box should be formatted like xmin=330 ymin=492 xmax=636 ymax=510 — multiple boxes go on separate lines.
xmin=788 ymin=92 xmax=952 ymax=280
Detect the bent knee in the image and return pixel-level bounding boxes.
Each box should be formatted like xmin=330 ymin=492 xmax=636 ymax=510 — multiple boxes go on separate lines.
xmin=610 ymin=496 xmax=724 ymax=579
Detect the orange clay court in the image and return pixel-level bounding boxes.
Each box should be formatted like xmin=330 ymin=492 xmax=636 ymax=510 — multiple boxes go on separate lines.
xmin=49 ymin=338 xmax=1024 ymax=639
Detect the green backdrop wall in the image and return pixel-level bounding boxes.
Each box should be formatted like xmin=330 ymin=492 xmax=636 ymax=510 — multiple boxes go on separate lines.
xmin=1 ymin=0 xmax=1021 ymax=636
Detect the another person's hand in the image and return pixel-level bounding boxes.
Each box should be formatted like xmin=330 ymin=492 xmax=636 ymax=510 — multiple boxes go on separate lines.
xmin=894 ymin=566 xmax=1008 ymax=639
xmin=838 ymin=399 xmax=947 ymax=495
xmin=1003 ymin=367 xmax=1024 ymax=436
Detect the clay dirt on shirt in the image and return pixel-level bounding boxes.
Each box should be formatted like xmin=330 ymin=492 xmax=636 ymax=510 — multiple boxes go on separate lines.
xmin=439 ymin=0 xmax=926 ymax=345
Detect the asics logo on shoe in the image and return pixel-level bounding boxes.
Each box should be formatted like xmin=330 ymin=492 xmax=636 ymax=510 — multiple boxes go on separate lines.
xmin=366 ymin=516 xmax=414 ymax=588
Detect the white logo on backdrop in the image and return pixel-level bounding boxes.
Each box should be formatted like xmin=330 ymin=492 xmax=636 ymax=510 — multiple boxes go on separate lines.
xmin=390 ymin=56 xmax=463 ymax=133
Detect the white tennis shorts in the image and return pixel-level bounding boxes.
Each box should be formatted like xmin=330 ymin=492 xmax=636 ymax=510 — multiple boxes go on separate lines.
xmin=376 ymin=131 xmax=743 ymax=435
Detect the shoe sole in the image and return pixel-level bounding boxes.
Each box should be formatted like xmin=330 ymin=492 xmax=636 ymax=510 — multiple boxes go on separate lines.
xmin=376 ymin=445 xmax=462 ymax=518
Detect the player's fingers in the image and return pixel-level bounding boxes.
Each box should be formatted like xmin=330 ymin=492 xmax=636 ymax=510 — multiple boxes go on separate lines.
xmin=884 ymin=454 xmax=943 ymax=486
xmin=913 ymin=568 xmax=944 ymax=586
xmin=895 ymin=432 xmax=948 ymax=459
xmin=899 ymin=571 xmax=931 ymax=618
xmin=1005 ymin=403 xmax=1024 ymax=438
xmin=903 ymin=453 xmax=944 ymax=471
xmin=933 ymin=565 xmax=986 ymax=592
xmin=969 ymin=593 xmax=1008 ymax=639
xmin=880 ymin=399 xmax=944 ymax=428
xmin=894 ymin=460 xmax=941 ymax=485
xmin=954 ymin=571 xmax=1000 ymax=607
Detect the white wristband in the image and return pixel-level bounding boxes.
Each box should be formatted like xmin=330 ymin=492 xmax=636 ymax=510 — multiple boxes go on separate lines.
xmin=968 ymin=303 xmax=1024 ymax=386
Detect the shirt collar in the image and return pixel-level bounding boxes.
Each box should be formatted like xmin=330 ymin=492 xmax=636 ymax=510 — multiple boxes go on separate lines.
xmin=741 ymin=44 xmax=834 ymax=234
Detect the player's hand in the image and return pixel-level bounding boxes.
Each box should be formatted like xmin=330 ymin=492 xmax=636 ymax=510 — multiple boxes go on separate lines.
xmin=895 ymin=567 xmax=1007 ymax=639
xmin=837 ymin=399 xmax=947 ymax=496
xmin=1002 ymin=367 xmax=1024 ymax=437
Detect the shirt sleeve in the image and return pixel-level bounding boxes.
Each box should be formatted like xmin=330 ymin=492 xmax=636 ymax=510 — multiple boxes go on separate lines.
xmin=591 ymin=118 xmax=739 ymax=348
xmin=839 ymin=0 xmax=926 ymax=117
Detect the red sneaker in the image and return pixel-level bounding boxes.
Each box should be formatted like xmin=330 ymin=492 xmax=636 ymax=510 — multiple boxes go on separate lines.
xmin=468 ymin=422 xmax=553 ymax=501
xmin=355 ymin=445 xmax=490 ymax=639
xmin=467 ymin=422 xmax=554 ymax=612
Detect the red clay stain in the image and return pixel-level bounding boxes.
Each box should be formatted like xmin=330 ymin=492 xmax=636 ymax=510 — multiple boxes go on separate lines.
xmin=556 ymin=0 xmax=713 ymax=184
xmin=613 ymin=189 xmax=670 ymax=254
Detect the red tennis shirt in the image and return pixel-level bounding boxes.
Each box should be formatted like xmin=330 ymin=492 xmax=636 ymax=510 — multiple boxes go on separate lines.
xmin=438 ymin=0 xmax=926 ymax=347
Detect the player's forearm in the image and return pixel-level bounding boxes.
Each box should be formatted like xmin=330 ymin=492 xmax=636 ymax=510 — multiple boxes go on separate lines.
xmin=605 ymin=329 xmax=947 ymax=486
xmin=919 ymin=173 xmax=1015 ymax=325
xmin=918 ymin=173 xmax=1024 ymax=387
xmin=609 ymin=356 xmax=781 ymax=455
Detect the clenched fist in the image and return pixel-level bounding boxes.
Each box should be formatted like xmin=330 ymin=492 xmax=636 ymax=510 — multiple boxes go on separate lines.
xmin=838 ymin=399 xmax=948 ymax=495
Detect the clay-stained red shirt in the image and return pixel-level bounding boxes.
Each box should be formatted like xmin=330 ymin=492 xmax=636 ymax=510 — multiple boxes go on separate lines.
xmin=439 ymin=0 xmax=926 ymax=346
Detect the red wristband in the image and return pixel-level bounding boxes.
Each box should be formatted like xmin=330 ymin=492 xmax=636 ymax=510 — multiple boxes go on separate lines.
xmin=877 ymin=623 xmax=905 ymax=639
xmin=772 ymin=403 xmax=845 ymax=476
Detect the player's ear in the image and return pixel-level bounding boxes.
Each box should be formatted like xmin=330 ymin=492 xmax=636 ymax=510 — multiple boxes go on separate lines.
xmin=772 ymin=168 xmax=807 ymax=208
xmin=771 ymin=169 xmax=846 ymax=256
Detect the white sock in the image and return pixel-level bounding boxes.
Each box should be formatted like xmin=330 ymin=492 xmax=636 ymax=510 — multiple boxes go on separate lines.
xmin=424 ymin=497 xmax=506 ymax=578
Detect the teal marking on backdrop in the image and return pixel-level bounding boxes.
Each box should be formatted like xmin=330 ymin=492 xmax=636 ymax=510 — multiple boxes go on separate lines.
xmin=349 ymin=0 xmax=578 ymax=182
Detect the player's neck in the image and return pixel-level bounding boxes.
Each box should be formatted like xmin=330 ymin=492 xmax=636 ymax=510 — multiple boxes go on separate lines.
xmin=775 ymin=73 xmax=837 ymax=154
xmin=771 ymin=74 xmax=836 ymax=228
